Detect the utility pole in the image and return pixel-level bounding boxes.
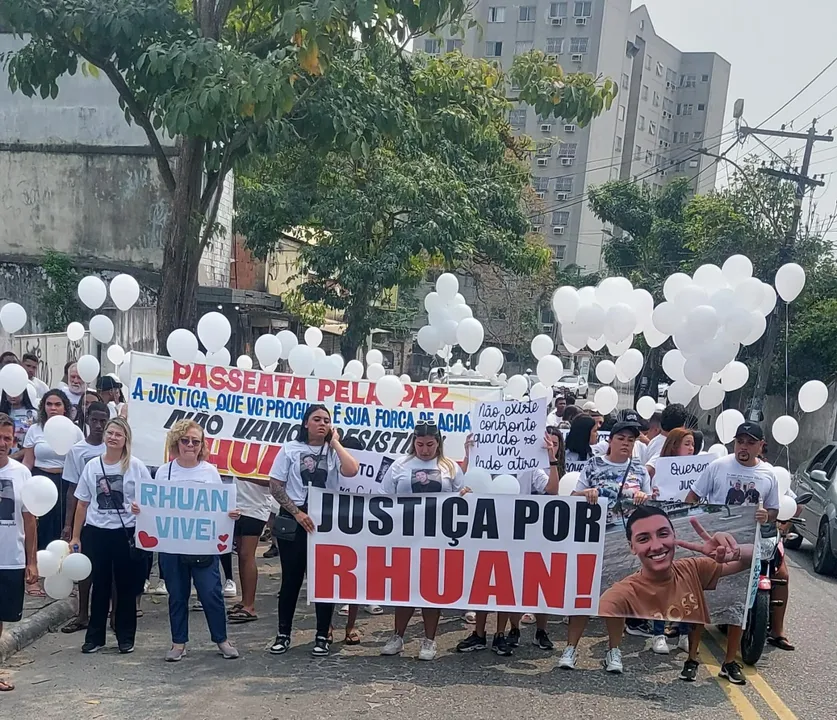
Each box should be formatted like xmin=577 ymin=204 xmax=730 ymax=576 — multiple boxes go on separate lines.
xmin=739 ymin=119 xmax=833 ymax=420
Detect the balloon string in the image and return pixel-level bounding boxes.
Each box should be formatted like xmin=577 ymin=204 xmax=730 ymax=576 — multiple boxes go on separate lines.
xmin=785 ymin=301 xmax=790 ymax=416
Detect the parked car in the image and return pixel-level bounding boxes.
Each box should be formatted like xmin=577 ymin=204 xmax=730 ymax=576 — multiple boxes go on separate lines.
xmin=553 ymin=374 xmax=589 ymax=398
xmin=791 ymin=442 xmax=837 ymax=575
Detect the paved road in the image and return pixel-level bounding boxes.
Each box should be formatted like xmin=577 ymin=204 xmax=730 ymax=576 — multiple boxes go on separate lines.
xmin=1 ymin=542 xmax=832 ymax=720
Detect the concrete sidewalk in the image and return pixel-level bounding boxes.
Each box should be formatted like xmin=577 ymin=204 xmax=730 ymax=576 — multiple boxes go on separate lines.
xmin=0 ymin=590 xmax=75 ymax=664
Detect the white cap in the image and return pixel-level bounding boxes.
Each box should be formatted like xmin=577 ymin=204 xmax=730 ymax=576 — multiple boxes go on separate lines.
xmin=582 ymin=400 xmax=597 ymax=411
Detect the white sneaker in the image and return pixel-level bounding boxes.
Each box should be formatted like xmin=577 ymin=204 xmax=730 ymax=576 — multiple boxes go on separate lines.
xmin=520 ymin=613 xmax=537 ymax=625
xmin=604 ymin=647 xmax=624 ymax=673
xmin=463 ymin=611 xmax=476 ymax=624
xmin=380 ymin=634 xmax=404 ymax=656
xmin=223 ymin=580 xmax=237 ymax=598
xmin=678 ymin=634 xmax=690 ymax=653
xmin=558 ymin=645 xmax=578 ymax=669
xmin=143 ymin=579 xmax=150 ymax=594
xmin=418 ymin=637 xmax=437 ymax=661
xmin=338 ymin=605 xmax=350 ymax=616
xmin=651 ymin=635 xmax=670 ymax=655
xmin=153 ymin=582 xmax=168 ymax=596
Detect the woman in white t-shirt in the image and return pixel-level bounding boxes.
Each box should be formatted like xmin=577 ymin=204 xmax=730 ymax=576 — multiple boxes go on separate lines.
xmin=23 ymin=390 xmax=84 ymax=556
xmin=379 ymin=419 xmax=465 ymax=661
xmin=267 ymin=404 xmax=359 ymax=658
xmin=147 ymin=419 xmax=240 ymax=662
xmin=70 ymin=418 xmax=150 ymax=655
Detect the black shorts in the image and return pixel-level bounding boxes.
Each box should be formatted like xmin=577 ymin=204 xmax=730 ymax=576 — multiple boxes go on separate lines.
xmin=0 ymin=568 xmax=25 ymax=622
xmin=234 ymin=515 xmax=266 ymax=537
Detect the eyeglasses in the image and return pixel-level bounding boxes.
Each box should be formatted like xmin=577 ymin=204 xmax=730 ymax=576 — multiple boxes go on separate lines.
xmin=414 ymin=419 xmax=439 ymax=437
xmin=179 ymin=438 xmax=203 ymax=447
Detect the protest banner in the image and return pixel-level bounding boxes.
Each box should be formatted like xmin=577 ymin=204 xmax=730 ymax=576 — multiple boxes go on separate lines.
xmin=126 ymin=352 xmax=499 ymax=478
xmin=652 ymin=453 xmax=714 ymax=501
xmin=338 ymin=450 xmax=396 ymax=494
xmin=135 ymin=479 xmax=236 ymax=555
xmin=471 ymin=398 xmax=549 ymax=474
xmin=308 ymin=489 xmax=758 ymax=625
xmin=565 ymin=460 xmax=587 ymax=474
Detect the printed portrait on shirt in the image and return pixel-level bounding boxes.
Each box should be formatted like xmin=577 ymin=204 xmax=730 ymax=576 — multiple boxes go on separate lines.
xmin=410 ymin=468 xmax=443 ymax=493
xmin=0 ymin=478 xmax=15 ymax=522
xmin=96 ymin=473 xmax=125 ymax=510
xmin=300 ymin=452 xmax=328 ymax=488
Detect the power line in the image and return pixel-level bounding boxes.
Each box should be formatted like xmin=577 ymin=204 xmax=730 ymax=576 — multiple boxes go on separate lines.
xmin=756 ymin=54 xmax=837 ymax=129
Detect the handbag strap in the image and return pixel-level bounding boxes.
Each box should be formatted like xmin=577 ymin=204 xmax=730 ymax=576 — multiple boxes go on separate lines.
xmin=99 ymin=457 xmax=132 ymax=541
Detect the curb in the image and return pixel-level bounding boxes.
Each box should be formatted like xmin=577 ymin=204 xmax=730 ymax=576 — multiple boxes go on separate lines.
xmin=0 ymin=600 xmax=75 ymax=664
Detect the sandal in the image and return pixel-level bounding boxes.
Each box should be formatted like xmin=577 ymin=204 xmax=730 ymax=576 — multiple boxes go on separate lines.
xmin=364 ymin=605 xmax=384 ymax=615
xmin=767 ymin=635 xmax=795 ymax=651
xmin=25 ymin=583 xmax=46 ymax=598
xmin=227 ymin=608 xmax=258 ymax=623
xmin=0 ymin=678 xmax=14 ymax=692
xmin=136 ymin=609 xmax=144 ymax=618
xmin=61 ymin=618 xmax=89 ymax=634
xmin=344 ymin=628 xmax=362 ymax=645
xmin=226 ymin=603 xmax=244 ymax=615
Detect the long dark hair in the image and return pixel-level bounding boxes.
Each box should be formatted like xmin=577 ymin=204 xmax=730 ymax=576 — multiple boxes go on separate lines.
xmin=37 ymin=389 xmax=72 ymax=427
xmin=546 ymin=426 xmax=567 ymax=478
xmin=0 ymin=388 xmax=36 ymax=414
xmin=298 ymin=404 xmax=331 ymax=443
xmin=565 ymin=415 xmax=597 ymax=460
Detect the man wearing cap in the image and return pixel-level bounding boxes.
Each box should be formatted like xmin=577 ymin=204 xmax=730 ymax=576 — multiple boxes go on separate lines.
xmin=96 ymin=376 xmax=127 ymax=418
xmin=685 ymin=422 xmax=781 ymax=685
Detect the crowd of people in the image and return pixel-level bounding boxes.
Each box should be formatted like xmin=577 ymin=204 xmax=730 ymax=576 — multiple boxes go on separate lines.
xmin=0 ymin=351 xmax=798 ymax=692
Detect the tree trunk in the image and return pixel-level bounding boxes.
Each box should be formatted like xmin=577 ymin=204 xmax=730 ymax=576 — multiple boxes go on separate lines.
xmin=340 ymin=297 xmax=373 ymax=362
xmin=635 ymin=346 xmax=662 ymax=407
xmin=156 ymin=138 xmax=206 ymax=352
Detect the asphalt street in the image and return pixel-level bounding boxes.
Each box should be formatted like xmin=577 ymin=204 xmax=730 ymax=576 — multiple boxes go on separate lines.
xmin=1 ymin=542 xmax=831 ymax=720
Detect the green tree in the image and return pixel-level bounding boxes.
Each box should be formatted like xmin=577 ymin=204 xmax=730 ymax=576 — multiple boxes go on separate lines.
xmin=236 ymin=44 xmax=617 ymax=357
xmin=0 ymin=0 xmax=476 ymax=350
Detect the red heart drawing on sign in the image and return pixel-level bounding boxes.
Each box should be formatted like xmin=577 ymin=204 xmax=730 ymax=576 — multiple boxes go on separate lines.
xmin=138 ymin=531 xmax=158 ymax=549
xmin=218 ymin=534 xmax=229 ymax=542
xmin=217 ymin=543 xmax=228 ymax=552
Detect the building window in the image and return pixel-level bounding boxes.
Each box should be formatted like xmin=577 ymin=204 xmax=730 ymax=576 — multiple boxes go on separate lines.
xmin=550 ymin=2 xmax=568 ymax=17
xmin=652 ymin=91 xmax=660 ymax=107
xmin=570 ymin=37 xmax=589 ymax=53
xmin=701 ymin=74 xmax=710 ymax=82
xmin=648 ymin=120 xmax=656 ymax=135
xmin=546 ymin=37 xmax=564 ymax=54
xmin=618 ymin=104 xmax=626 ymax=121
xmin=535 ymin=142 xmax=552 ymax=157
xmin=666 ymin=68 xmax=677 ymax=85
xmin=558 ymin=143 xmax=578 ymax=157
xmin=659 ymin=126 xmax=670 ymax=141
xmin=574 ymin=1 xmax=592 ymax=17
xmin=655 ymin=61 xmax=664 ymax=77
xmin=698 ymin=103 xmax=706 ymax=111
xmin=423 ymin=38 xmax=441 ymax=54
xmin=639 ymin=19 xmax=644 ymax=30
xmin=621 ymin=72 xmax=630 ymax=90
xmin=634 ymin=144 xmax=642 ymax=160
xmin=515 ymin=40 xmax=534 ymax=54
xmin=614 ymin=135 xmax=623 ymax=152
xmin=487 ymin=6 xmax=506 ymax=22
xmin=533 ymin=177 xmax=550 ymax=192
xmin=552 ymin=245 xmax=566 ymax=261
xmin=689 ymin=159 xmax=699 ymax=168
xmin=680 ymin=74 xmax=696 ymax=88
xmin=641 ymin=84 xmax=649 ymax=100
xmin=682 ymin=103 xmax=694 ymax=116
xmin=693 ymin=131 xmax=703 ymax=141
xmin=485 ymin=41 xmax=503 ymax=57
xmin=446 ymin=39 xmax=463 ymax=52
xmin=552 ymin=211 xmax=570 ymax=225
xmin=509 ymin=108 xmax=527 ymax=127
xmin=662 ymin=97 xmax=673 ymax=113
xmin=555 ymin=176 xmax=574 ymax=193
xmin=645 ymin=54 xmax=652 ymax=70
xmin=645 ymin=150 xmax=654 ymax=164
xmin=518 ymin=5 xmax=536 ymax=22
xmin=637 ymin=115 xmax=646 ymax=130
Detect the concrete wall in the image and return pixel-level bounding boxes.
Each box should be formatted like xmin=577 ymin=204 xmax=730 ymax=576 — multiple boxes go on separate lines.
xmin=763 ymin=386 xmax=837 ymax=470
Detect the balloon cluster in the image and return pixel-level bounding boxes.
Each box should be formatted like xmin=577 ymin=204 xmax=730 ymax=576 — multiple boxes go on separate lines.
xmin=36 ymin=540 xmax=92 ymax=600
xmin=416 ymin=274 xmax=485 ymax=358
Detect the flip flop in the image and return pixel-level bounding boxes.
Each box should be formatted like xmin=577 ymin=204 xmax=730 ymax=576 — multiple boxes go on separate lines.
xmin=767 ymin=636 xmax=795 ymax=651
xmin=25 ymin=584 xmax=46 ymax=598
xmin=227 ymin=608 xmax=258 ymax=623
xmin=364 ymin=605 xmax=384 ymax=615
xmin=344 ymin=628 xmax=362 ymax=645
xmin=61 ymin=618 xmax=89 ymax=634
xmin=0 ymin=679 xmax=14 ymax=692
xmin=226 ymin=603 xmax=244 ymax=615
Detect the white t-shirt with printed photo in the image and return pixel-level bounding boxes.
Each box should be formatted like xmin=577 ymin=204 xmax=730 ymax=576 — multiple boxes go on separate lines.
xmin=24 ymin=422 xmax=84 ymax=471
xmin=691 ymin=454 xmax=780 ymax=510
xmin=380 ymin=456 xmax=465 ymax=494
xmin=63 ymin=440 xmax=105 ymax=484
xmin=75 ymin=456 xmax=150 ymax=530
xmin=268 ymin=441 xmax=340 ymax=507
xmin=0 ymin=459 xmax=32 ymax=569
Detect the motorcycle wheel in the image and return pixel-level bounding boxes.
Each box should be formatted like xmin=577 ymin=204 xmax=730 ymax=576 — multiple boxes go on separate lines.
xmin=741 ymin=590 xmax=770 ymax=666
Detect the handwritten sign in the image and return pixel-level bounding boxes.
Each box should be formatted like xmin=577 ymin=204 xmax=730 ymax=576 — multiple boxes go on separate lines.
xmin=338 ymin=450 xmax=396 ymax=494
xmin=652 ymin=453 xmax=713 ymax=501
xmin=471 ymin=398 xmax=548 ymax=474
xmin=135 ymin=480 xmax=236 ymax=555
xmin=565 ymin=460 xmax=587 ymax=475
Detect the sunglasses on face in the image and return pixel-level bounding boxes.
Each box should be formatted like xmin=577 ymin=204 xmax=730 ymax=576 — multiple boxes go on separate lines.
xmin=179 ymin=437 xmax=203 ymax=447
xmin=415 ymin=419 xmax=439 ymax=437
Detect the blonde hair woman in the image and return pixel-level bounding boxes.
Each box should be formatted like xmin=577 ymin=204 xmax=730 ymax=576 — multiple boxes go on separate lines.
xmin=379 ymin=419 xmax=465 ymax=661
xmin=146 ymin=419 xmax=240 ymax=662
xmin=70 ymin=418 xmax=150 ymax=654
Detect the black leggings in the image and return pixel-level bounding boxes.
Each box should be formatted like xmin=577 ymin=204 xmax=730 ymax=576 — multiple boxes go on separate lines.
xmin=277 ymin=513 xmax=333 ymax=637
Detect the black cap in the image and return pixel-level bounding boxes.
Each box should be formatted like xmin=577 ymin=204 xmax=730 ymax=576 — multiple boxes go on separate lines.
xmin=611 ymin=410 xmax=642 ymax=438
xmin=96 ymin=376 xmax=122 ymax=391
xmin=735 ymin=422 xmax=764 ymax=441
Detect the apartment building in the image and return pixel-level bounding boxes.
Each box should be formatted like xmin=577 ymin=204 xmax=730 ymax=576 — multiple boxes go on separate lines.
xmin=422 ymin=1 xmax=730 ymax=272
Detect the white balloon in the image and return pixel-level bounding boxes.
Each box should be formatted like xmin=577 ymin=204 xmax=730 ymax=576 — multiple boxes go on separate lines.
xmin=741 ymin=312 xmax=767 ymax=346
xmin=722 ymin=254 xmax=753 ymax=286
xmin=366 ymin=363 xmax=386 ymax=382
xmin=716 ymin=409 xmax=745 ymax=444
xmin=594 ymin=386 xmax=619 ymax=414
xmin=708 ymin=443 xmax=728 ymax=458
xmin=709 ymin=288 xmax=737 ymax=324
xmin=46 ymin=541 xmax=71 ymax=558
xmin=505 ymin=374 xmax=528 ymax=400
xmin=76 ymin=354 xmax=100 ymax=383
xmin=456 ymin=318 xmax=485 ymax=354
xmin=561 ymin=321 xmax=588 ymax=351
xmin=0 ymin=363 xmax=29 ymax=396
xmin=77 ymin=276 xmax=108 ymax=310
xmin=254 ymin=334 xmax=282 ymax=368
xmin=537 ymin=355 xmax=564 ymax=386
xmin=66 ymin=321 xmax=85 ymax=342
xmin=436 ymin=273 xmax=459 ymax=300
xmin=615 ymin=369 xmax=632 ymax=384
xmin=615 ymin=348 xmax=643 ymax=381
xmin=304 ymin=327 xmax=323 ymax=348
xmin=575 ymin=302 xmax=606 ymax=339
xmin=720 ymin=361 xmax=749 ymax=392
xmin=44 ymin=573 xmax=74 ymax=600
xmin=530 ymin=382 xmax=550 ymax=399
xmin=698 ymin=382 xmax=725 ymax=410
xmin=798 ymin=380 xmax=828 ymax=413
xmin=667 ymin=379 xmax=698 ymax=405
xmin=0 ymin=302 xmax=27 ymax=334
xmin=197 ymin=312 xmax=232 ymax=353
xmin=36 ymin=549 xmax=61 ymax=578
xmin=699 ymin=339 xmax=739 ymax=374
xmin=366 ymin=349 xmax=384 ymax=366
xmin=417 ymin=325 xmax=441 ymax=356
xmin=206 ymin=348 xmax=231 ymax=367
xmin=564 ymin=339 xmax=583 ymax=355
xmin=693 ymin=264 xmax=727 ymax=293
xmin=193 ymin=350 xmax=206 ymax=365
xmin=734 ymin=277 xmax=764 ymax=312
xmin=629 ymin=288 xmax=655 ymax=331
xmin=276 ymin=330 xmax=298 ymax=359
xmin=43 ymin=416 xmax=78 ymax=456
xmin=643 ymin=324 xmax=668 ymax=348
xmin=107 ymin=344 xmax=126 ymax=366
xmin=62 ymin=552 xmax=92 ymax=582
xmin=531 ymin=334 xmax=554 ymax=360
xmin=463 ymin=467 xmax=494 ymax=494
xmin=287 ymin=344 xmax=315 ymax=376
xmin=450 ymin=360 xmax=465 ymax=376
xmin=774 ymin=466 xmax=792 ymax=496
xmin=424 ymin=291 xmax=444 ymax=313
xmin=683 ymin=356 xmax=713 ymax=386
xmin=664 ymin=273 xmax=693 ymax=302
xmin=686 ymin=305 xmax=719 ymax=343
xmin=21 ymin=475 xmax=58 ymax=517
xmin=772 ymin=415 xmax=799 ymax=445
xmin=437 ymin=345 xmax=453 ymax=361
xmin=596 ymin=277 xmax=633 ymax=309
xmin=673 ymin=328 xmax=704 ymax=356
xmin=491 ymin=474 xmax=521 ymax=495
xmin=399 ymin=374 xmax=412 ymax=384
xmin=759 ymin=283 xmax=777 ymax=317
xmin=777 ymin=494 xmax=797 ymax=522
xmin=607 ymin=337 xmax=632 ymax=357
xmin=662 ymin=349 xmax=686 ymax=382
xmin=674 ymin=284 xmax=710 ymax=312
xmin=551 ymin=286 xmax=580 ymax=324
xmin=588 ymin=335 xmax=607 ymax=351
xmin=478 ymin=347 xmax=505 ymax=376
xmin=167 ymin=329 xmax=199 ymax=365
xmin=604 ymin=303 xmax=636 ymax=343
xmin=109 ymin=274 xmax=140 ymax=311
xmin=775 ymin=263 xmax=806 ymax=302
xmin=344 ymin=359 xmax=364 ymax=379
xmin=723 ymin=307 xmax=755 ymax=343
xmin=636 ymin=396 xmax=657 ymax=419
xmin=438 ymin=319 xmax=459 ymax=347
xmin=236 ymin=355 xmax=254 ymax=370
xmin=558 ymin=471 xmax=579 ymax=496
xmin=595 ymin=359 xmax=616 ymax=384
xmin=328 ymin=354 xmax=345 ymax=375
xmin=652 ymin=301 xmax=682 ymax=336
xmin=450 ymin=304 xmax=473 ymax=322
xmin=375 ymin=375 xmax=405 ymax=409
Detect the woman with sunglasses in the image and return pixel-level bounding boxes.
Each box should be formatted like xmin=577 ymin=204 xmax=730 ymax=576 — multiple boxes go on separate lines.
xmin=268 ymin=404 xmax=359 ymax=657
xmin=379 ymin=419 xmax=465 ymax=661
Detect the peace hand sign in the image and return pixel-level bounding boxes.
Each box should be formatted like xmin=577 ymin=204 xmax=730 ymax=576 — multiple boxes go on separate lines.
xmin=676 ymin=516 xmax=742 ymax=564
